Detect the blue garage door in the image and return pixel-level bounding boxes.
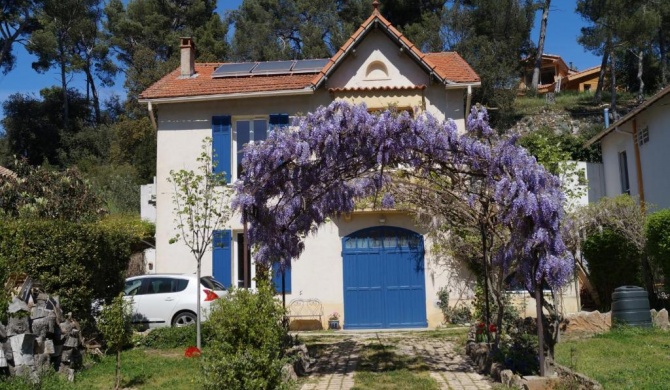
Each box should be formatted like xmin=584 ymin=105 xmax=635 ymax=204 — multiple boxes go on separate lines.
xmin=342 ymin=226 xmax=427 ymax=329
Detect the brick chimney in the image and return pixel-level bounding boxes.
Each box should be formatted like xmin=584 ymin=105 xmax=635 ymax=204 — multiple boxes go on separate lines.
xmin=180 ymin=37 xmax=195 ymax=77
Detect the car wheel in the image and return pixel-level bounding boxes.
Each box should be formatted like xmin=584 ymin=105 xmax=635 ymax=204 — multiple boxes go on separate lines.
xmin=172 ymin=311 xmax=196 ymax=327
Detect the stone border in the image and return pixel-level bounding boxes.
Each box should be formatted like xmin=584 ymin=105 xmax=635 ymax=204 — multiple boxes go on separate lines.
xmin=465 ymin=333 xmax=603 ymax=389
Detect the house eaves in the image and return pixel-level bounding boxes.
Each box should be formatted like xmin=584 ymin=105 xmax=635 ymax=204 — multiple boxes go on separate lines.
xmin=138 ymin=87 xmax=315 ymax=105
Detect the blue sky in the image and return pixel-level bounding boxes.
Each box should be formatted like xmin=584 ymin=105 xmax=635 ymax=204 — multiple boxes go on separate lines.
xmin=0 ymin=0 xmax=599 ymax=118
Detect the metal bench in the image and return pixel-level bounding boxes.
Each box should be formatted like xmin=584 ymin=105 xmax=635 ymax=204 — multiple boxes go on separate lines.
xmin=286 ymin=298 xmax=323 ymax=330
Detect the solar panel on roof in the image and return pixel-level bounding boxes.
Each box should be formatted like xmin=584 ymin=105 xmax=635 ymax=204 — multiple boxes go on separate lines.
xmin=212 ymin=62 xmax=256 ymax=77
xmin=252 ymin=60 xmax=295 ymax=74
xmin=292 ymin=59 xmax=329 ymax=73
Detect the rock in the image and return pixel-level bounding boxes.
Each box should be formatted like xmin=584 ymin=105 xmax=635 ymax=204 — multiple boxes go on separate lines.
xmin=281 ymin=363 xmax=298 ymax=382
xmin=490 ymin=362 xmax=504 ymax=381
xmin=500 ymin=369 xmax=523 ymax=389
xmin=7 ymin=316 xmax=30 ymax=337
xmin=561 ymin=311 xmax=611 ymax=335
xmin=8 ymin=298 xmax=29 ymax=314
xmin=0 ymin=323 xmax=6 ymax=340
xmin=285 ymin=344 xmax=313 ymax=376
xmin=653 ymin=309 xmax=669 ymax=330
xmin=521 ymin=375 xmax=561 ymax=390
xmin=9 ymin=333 xmax=36 ymax=366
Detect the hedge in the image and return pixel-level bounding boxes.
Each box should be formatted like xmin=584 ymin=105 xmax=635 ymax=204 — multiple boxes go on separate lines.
xmin=0 ymin=215 xmax=154 ymax=323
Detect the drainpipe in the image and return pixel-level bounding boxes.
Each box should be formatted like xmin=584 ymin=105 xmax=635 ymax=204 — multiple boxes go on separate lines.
xmin=465 ymin=84 xmax=473 ymax=117
xmin=632 ymin=119 xmax=645 ymax=212
xmin=604 ymin=108 xmax=609 ymax=128
xmin=147 ymin=101 xmax=158 ymax=130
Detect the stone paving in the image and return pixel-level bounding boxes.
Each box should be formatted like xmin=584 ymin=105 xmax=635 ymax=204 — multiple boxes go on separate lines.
xmin=299 ymin=332 xmax=492 ymax=390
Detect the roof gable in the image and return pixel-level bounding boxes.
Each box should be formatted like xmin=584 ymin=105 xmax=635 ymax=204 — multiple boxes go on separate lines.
xmin=585 ymin=84 xmax=670 ymax=147
xmin=311 ymin=8 xmax=479 ymax=89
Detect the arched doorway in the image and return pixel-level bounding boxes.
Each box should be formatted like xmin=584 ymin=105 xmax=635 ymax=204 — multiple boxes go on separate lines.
xmin=342 ymin=226 xmax=427 ymax=329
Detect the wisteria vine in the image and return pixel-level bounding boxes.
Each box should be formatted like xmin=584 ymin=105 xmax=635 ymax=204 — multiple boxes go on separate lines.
xmin=233 ymin=101 xmax=574 ymax=290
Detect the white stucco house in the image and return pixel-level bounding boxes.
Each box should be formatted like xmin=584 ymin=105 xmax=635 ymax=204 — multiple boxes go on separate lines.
xmin=585 ymin=84 xmax=670 ymax=210
xmin=138 ymin=5 xmax=579 ymax=328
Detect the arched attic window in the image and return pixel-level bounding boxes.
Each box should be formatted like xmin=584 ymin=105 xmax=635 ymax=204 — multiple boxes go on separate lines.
xmin=365 ymin=60 xmax=389 ymax=80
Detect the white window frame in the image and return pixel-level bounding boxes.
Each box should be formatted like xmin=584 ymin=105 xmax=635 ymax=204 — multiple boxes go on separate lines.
xmin=232 ymin=117 xmax=268 ymax=180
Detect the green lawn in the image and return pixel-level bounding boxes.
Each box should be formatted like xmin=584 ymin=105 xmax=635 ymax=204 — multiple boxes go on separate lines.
xmin=0 ymin=348 xmax=201 ymax=390
xmin=555 ymin=327 xmax=670 ymax=390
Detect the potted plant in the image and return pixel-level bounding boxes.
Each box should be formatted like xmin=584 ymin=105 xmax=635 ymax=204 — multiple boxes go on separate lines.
xmin=328 ymin=312 xmax=340 ymax=330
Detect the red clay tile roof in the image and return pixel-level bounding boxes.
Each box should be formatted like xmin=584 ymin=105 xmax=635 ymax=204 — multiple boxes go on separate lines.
xmin=140 ymin=8 xmax=479 ymax=100
xmin=139 ymin=63 xmax=316 ymax=100
xmin=329 ymin=85 xmax=426 ymax=93
xmin=424 ymin=53 xmax=480 ymax=83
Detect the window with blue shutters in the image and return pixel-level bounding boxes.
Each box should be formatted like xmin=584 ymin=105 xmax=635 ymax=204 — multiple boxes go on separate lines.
xmin=269 ymin=114 xmax=289 ymax=132
xmin=272 ymin=262 xmax=291 ymax=294
xmin=214 ymin=114 xmax=288 ymax=181
xmin=212 ymin=116 xmax=232 ymax=183
xmin=212 ymin=230 xmax=232 ymax=288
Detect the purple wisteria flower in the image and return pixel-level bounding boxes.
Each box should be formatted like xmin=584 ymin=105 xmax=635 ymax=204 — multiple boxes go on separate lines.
xmin=234 ymin=101 xmax=573 ymax=289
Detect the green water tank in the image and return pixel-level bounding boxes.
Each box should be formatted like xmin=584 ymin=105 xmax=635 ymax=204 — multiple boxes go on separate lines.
xmin=611 ymin=286 xmax=652 ymax=327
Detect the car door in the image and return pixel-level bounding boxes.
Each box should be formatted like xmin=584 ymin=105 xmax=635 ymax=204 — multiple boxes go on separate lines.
xmin=123 ymin=278 xmax=146 ymax=326
xmin=135 ymin=277 xmax=181 ymax=327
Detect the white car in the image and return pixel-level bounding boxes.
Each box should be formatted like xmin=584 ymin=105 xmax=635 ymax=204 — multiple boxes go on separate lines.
xmin=123 ymin=274 xmax=227 ymax=328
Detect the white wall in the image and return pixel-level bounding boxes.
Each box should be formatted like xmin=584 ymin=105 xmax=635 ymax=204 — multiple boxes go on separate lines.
xmin=634 ymin=95 xmax=670 ymax=210
xmin=601 ymin=129 xmax=636 ymax=199
xmin=600 ymin=94 xmax=670 ymax=209
xmin=140 ymin=178 xmax=156 ymax=223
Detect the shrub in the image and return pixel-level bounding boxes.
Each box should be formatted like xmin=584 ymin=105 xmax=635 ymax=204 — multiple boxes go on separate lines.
xmin=436 ymin=287 xmax=472 ymax=325
xmin=201 ymin=283 xmax=290 ymax=390
xmin=646 ymin=209 xmax=670 ymax=293
xmin=97 ymin=293 xmax=133 ymax=390
xmin=0 ymin=215 xmax=153 ymax=326
xmin=583 ymin=228 xmax=642 ymax=310
xmin=495 ymin=317 xmax=540 ymax=376
xmin=139 ymin=324 xmax=213 ymax=349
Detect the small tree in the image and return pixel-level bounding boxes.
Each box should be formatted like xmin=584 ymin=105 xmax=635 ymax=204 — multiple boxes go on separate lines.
xmin=98 ymin=293 xmax=133 ymax=390
xmin=168 ymin=138 xmax=233 ymax=349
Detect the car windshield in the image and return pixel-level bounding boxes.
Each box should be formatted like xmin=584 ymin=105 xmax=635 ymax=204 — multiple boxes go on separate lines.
xmin=201 ymin=276 xmax=226 ymax=290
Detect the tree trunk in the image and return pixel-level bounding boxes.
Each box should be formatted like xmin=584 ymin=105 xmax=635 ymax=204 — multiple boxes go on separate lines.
xmin=535 ymin=280 xmax=545 ymax=376
xmin=480 ymin=224 xmax=491 ymax=343
xmin=0 ymin=24 xmax=26 ymax=71
xmin=659 ymin=28 xmax=667 ymax=87
xmin=637 ymin=49 xmax=644 ymax=102
xmin=196 ymin=257 xmax=202 ymax=349
xmin=595 ymin=49 xmax=609 ymax=104
xmin=531 ymin=0 xmax=551 ymax=91
xmin=58 ymin=33 xmax=69 ymax=128
xmin=610 ymin=46 xmax=619 ymax=120
xmin=84 ymin=63 xmax=101 ymax=123
xmin=115 ymin=349 xmax=121 ymax=390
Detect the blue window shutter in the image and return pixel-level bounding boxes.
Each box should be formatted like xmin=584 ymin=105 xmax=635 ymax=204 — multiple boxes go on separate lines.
xmin=212 ymin=115 xmax=232 ymax=183
xmin=269 ymin=114 xmax=289 ymax=132
xmin=213 ymin=230 xmax=232 ymax=288
xmin=272 ymin=262 xmax=292 ymax=294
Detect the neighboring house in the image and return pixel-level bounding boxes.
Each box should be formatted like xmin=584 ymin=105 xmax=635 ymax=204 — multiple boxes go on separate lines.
xmin=585 ymin=84 xmax=670 ymax=210
xmin=519 ymin=54 xmax=600 ymax=94
xmin=139 ymin=5 xmax=579 ymax=329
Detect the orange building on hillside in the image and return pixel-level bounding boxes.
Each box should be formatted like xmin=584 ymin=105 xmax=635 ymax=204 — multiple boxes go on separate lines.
xmin=520 ymin=54 xmax=601 ymax=94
